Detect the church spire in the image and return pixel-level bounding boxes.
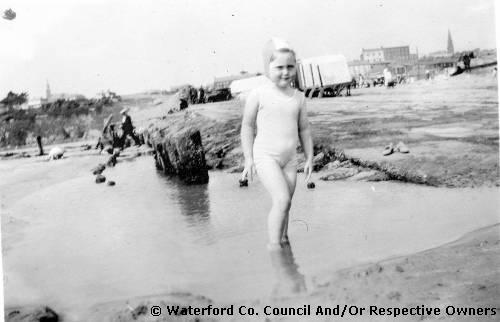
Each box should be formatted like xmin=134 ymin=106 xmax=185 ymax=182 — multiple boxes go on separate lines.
xmin=447 ymin=29 xmax=454 ymax=55
xmin=46 ymin=80 xmax=51 ymax=101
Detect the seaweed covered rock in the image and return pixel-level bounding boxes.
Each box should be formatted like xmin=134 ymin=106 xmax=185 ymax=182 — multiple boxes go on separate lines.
xmin=152 ymin=126 xmax=209 ymax=184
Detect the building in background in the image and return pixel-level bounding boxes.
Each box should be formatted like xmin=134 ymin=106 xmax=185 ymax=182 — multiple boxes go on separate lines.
xmin=353 ymin=45 xmax=415 ymax=81
xmin=382 ymin=46 xmax=411 ymax=62
xmin=360 ymin=48 xmax=384 ymax=62
xmin=361 ymin=46 xmax=411 ymax=63
xmin=348 ymin=60 xmax=389 ymax=77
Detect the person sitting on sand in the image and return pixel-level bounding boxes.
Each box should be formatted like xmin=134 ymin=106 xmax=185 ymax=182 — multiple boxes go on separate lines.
xmin=241 ymin=38 xmax=313 ymax=249
xmin=120 ymin=108 xmax=141 ymax=147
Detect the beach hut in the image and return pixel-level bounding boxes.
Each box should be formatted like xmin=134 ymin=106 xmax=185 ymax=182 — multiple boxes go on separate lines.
xmin=296 ymin=55 xmax=352 ymax=98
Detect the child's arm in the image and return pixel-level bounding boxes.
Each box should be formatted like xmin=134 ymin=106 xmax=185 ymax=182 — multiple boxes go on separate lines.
xmin=240 ymin=90 xmax=259 ymax=181
xmin=298 ymin=97 xmax=313 ymax=182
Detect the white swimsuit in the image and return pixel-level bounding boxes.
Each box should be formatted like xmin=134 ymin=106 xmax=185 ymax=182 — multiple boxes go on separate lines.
xmin=253 ymin=84 xmax=306 ymax=169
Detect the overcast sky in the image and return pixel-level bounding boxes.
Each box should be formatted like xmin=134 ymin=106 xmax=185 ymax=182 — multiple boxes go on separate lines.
xmin=0 ymin=0 xmax=497 ymax=98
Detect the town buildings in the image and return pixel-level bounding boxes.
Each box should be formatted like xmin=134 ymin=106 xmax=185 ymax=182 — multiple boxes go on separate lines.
xmin=350 ymin=30 xmax=462 ymax=81
xmin=361 ymin=46 xmax=412 ymax=63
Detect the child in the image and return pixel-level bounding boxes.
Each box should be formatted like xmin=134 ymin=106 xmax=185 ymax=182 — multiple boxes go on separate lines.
xmin=241 ymin=38 xmax=313 ymax=249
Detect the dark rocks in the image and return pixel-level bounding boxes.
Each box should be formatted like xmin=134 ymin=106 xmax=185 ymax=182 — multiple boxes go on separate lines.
xmin=104 ymin=145 xmax=114 ymax=155
xmin=107 ymin=180 xmax=115 ymax=186
xmin=226 ymin=165 xmax=244 ymax=173
xmin=95 ymin=174 xmax=106 ymax=183
xmin=325 ymin=160 xmax=341 ymax=170
xmin=312 ymin=152 xmax=325 ymax=171
xmin=6 ymin=306 xmax=58 ymax=322
xmin=131 ymin=305 xmax=148 ymax=319
xmin=92 ymin=163 xmax=106 ymax=175
xmin=152 ymin=127 xmax=209 ymax=184
xmin=297 ymin=145 xmax=347 ymax=172
xmin=107 ymin=155 xmax=117 ymax=167
xmin=307 ymin=182 xmax=316 ymax=189
xmin=80 ymin=144 xmax=92 ymax=151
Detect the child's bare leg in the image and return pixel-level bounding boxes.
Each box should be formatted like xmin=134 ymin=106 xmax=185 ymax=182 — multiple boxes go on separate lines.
xmin=257 ymin=160 xmax=293 ymax=247
xmin=281 ymin=214 xmax=290 ymax=244
xmin=281 ymin=163 xmax=297 ymax=242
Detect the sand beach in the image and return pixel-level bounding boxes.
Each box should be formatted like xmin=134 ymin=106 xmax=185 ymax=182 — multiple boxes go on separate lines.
xmin=1 ymin=71 xmax=499 ymax=321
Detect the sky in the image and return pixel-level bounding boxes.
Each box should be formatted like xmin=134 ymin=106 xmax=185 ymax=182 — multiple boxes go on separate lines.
xmin=0 ymin=0 xmax=498 ymax=98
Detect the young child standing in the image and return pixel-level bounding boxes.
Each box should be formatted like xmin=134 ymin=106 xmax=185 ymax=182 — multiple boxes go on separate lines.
xmin=241 ymin=38 xmax=313 ymax=249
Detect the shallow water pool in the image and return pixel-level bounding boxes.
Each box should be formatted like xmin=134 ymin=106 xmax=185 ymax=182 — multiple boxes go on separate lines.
xmin=1 ymin=155 xmax=498 ymax=320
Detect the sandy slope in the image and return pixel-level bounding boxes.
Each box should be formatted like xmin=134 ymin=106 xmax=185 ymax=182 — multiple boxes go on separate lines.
xmin=71 ymin=225 xmax=499 ymax=321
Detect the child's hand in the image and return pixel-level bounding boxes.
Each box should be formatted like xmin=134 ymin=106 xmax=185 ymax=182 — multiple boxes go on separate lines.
xmin=242 ymin=160 xmax=256 ymax=182
xmin=303 ymin=159 xmax=313 ymax=183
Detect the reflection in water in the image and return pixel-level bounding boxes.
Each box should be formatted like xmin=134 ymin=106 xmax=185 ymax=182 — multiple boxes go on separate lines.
xmin=159 ymin=174 xmax=215 ymax=244
xmin=268 ymin=241 xmax=306 ymax=298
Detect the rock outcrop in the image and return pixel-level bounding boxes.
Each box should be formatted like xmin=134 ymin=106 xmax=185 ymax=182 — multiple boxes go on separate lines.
xmin=151 ymin=126 xmax=209 ymax=184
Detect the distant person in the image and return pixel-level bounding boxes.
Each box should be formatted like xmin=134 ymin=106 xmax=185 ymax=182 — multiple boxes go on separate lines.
xmin=95 ymin=136 xmax=104 ymax=152
xmin=198 ymin=87 xmax=205 ymax=104
xmin=347 ymin=76 xmax=356 ymax=95
xmin=120 ymin=108 xmax=141 ymax=146
xmin=241 ymin=38 xmax=313 ymax=249
xmin=178 ymin=87 xmax=189 ymax=110
xmin=358 ymin=74 xmax=364 ymax=88
xmin=462 ymin=54 xmax=471 ymax=73
xmin=108 ymin=124 xmax=121 ymax=148
xmin=189 ymin=87 xmax=198 ymax=104
xmin=179 ymin=99 xmax=188 ymax=110
xmin=97 ymin=114 xmax=114 ymax=151
xmin=383 ymin=68 xmax=394 ymax=87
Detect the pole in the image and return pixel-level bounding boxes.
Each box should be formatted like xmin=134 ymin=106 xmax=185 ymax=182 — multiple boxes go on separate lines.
xmin=36 ymin=135 xmax=44 ymax=155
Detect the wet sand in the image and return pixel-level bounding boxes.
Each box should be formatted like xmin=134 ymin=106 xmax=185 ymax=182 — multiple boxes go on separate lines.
xmin=84 ymin=224 xmax=500 ymax=322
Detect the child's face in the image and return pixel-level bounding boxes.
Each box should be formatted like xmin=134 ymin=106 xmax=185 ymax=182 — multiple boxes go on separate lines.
xmin=268 ymin=51 xmax=296 ymax=88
